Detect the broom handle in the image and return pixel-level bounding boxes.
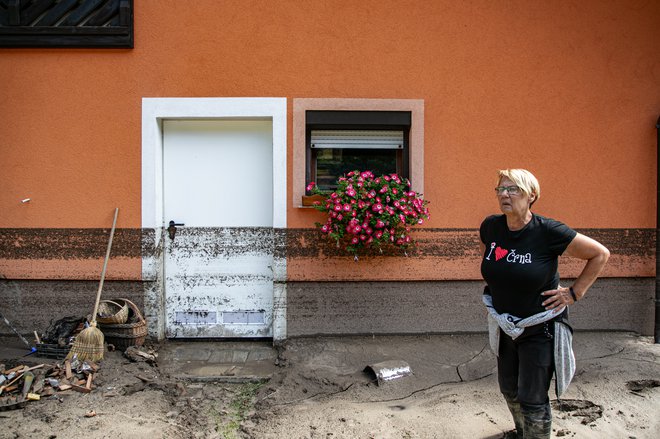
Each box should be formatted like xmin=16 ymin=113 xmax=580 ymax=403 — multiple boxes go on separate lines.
xmin=91 ymin=208 xmax=119 ymax=325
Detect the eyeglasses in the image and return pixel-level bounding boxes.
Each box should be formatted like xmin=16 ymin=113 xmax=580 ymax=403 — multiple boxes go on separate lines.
xmin=494 ymin=185 xmax=522 ymax=196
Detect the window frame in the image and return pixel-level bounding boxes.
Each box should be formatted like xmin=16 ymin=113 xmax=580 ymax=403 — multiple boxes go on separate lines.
xmin=293 ymin=98 xmax=424 ymax=208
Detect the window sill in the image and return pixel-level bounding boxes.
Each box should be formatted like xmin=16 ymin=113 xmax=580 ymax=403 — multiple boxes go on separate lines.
xmin=301 ymin=194 xmax=326 ymax=207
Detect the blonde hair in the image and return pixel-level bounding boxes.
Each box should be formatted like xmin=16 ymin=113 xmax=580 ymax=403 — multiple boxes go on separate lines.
xmin=498 ymin=169 xmax=540 ymax=204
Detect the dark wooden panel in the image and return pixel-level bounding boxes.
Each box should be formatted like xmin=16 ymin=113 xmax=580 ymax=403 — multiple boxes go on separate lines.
xmin=34 ymin=0 xmax=79 ymax=26
xmin=84 ymin=0 xmax=118 ymax=26
xmin=59 ymin=0 xmax=105 ymax=26
xmin=0 ymin=0 xmax=133 ymax=48
xmin=1 ymin=25 xmax=128 ymax=35
xmin=20 ymin=0 xmax=55 ymax=25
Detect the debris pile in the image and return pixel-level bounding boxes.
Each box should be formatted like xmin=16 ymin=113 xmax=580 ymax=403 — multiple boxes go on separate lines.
xmin=34 ymin=316 xmax=86 ymax=359
xmin=0 ymin=358 xmax=98 ymax=411
xmin=1 ymin=301 xmax=151 ymax=412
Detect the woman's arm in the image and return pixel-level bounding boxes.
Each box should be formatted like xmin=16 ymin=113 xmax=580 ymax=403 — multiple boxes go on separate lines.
xmin=542 ymin=233 xmax=610 ymax=310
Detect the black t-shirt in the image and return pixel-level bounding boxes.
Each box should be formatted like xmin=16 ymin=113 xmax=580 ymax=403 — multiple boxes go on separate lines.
xmin=480 ymin=213 xmax=577 ymax=318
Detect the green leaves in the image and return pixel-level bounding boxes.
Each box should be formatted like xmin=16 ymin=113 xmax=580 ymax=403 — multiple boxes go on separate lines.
xmin=308 ymin=170 xmax=430 ymax=257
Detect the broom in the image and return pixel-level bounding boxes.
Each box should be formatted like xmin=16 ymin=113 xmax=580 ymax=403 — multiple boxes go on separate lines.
xmin=67 ymin=207 xmax=119 ymax=362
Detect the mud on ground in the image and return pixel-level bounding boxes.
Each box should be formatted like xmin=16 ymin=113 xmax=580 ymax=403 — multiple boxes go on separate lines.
xmin=0 ymin=332 xmax=658 ymax=439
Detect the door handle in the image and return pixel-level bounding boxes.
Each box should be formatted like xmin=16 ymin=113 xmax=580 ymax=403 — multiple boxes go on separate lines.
xmin=167 ymin=220 xmax=185 ymax=240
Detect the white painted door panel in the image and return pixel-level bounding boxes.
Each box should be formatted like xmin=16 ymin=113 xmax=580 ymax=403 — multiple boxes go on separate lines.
xmin=163 ymin=120 xmax=274 ymax=338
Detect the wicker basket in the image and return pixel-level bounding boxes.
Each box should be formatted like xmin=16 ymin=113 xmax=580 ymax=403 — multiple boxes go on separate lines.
xmin=97 ymin=300 xmax=129 ymax=324
xmin=99 ymin=298 xmax=147 ymax=349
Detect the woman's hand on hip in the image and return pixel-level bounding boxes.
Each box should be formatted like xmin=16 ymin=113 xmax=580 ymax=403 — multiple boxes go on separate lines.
xmin=541 ymin=287 xmax=574 ymax=311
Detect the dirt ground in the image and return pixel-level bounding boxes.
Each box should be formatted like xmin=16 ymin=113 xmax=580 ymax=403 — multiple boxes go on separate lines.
xmin=0 ymin=331 xmax=658 ymax=439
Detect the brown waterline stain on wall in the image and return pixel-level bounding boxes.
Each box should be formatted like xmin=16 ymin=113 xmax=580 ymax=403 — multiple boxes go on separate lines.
xmin=285 ymin=228 xmax=655 ymax=259
xmin=0 ymin=228 xmax=654 ymax=280
xmin=0 ymin=228 xmax=143 ymax=259
xmin=1 ymin=227 xmax=653 ymax=260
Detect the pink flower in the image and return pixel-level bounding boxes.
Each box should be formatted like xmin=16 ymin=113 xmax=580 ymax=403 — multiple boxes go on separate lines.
xmin=313 ymin=170 xmax=429 ymax=255
xmin=306 ymin=182 xmax=316 ymax=192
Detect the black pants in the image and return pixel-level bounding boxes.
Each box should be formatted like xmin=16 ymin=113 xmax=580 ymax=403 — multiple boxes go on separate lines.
xmin=498 ymin=322 xmax=554 ymax=422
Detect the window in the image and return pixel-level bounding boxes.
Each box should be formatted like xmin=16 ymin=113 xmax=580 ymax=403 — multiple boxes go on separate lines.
xmin=310 ymin=130 xmax=403 ymax=190
xmin=306 ymin=110 xmax=411 ymax=192
xmin=293 ymin=98 xmax=424 ymax=207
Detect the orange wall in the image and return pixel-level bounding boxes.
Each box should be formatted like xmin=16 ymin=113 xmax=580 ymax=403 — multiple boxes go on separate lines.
xmin=1 ymin=0 xmax=658 ymax=230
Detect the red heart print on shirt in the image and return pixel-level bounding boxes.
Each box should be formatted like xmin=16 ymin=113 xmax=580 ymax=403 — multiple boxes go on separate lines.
xmin=495 ymin=247 xmax=508 ymax=261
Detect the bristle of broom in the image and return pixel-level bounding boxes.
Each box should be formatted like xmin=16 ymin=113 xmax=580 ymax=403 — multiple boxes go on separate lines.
xmin=66 ymin=324 xmax=105 ymax=362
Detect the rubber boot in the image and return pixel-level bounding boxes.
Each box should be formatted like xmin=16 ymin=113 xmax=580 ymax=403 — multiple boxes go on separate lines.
xmin=501 ymin=430 xmax=519 ymax=439
xmin=505 ymin=400 xmax=524 ymax=438
xmin=522 ymin=409 xmax=551 ymax=439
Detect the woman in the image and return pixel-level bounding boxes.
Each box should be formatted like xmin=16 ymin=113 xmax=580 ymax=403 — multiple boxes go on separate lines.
xmin=479 ymin=169 xmax=609 ymax=439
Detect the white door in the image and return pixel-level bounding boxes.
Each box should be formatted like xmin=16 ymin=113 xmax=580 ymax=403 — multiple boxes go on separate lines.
xmin=163 ymin=119 xmax=274 ymax=338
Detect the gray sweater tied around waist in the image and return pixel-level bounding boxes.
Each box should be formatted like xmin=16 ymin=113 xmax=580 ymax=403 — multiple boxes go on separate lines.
xmin=482 ymin=293 xmax=576 ymax=398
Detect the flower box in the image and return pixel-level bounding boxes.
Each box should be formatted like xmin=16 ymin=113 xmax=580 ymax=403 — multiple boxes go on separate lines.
xmin=307 ymin=170 xmax=430 ymax=257
xmin=301 ymin=194 xmax=326 ymax=207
